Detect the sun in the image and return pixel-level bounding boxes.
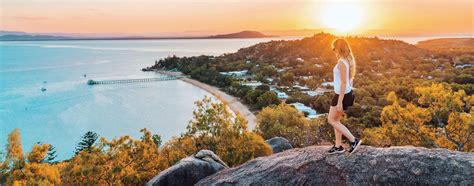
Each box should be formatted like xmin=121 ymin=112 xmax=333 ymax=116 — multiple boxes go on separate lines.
xmin=321 ymin=3 xmax=363 ymax=33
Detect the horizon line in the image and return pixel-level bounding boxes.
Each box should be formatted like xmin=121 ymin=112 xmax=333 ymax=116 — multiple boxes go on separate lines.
xmin=1 ymin=29 xmax=473 ymax=38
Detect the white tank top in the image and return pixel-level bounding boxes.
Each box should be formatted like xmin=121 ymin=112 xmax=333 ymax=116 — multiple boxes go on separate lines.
xmin=333 ymin=59 xmax=353 ymax=94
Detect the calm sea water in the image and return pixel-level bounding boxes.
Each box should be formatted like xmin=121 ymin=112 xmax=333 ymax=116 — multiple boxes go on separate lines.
xmin=0 ymin=38 xmax=298 ymax=159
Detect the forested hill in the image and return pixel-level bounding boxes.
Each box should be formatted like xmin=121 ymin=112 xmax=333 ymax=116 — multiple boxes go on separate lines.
xmin=416 ymin=38 xmax=474 ymax=50
xmin=200 ymin=33 xmax=472 ymax=83
xmin=208 ymin=31 xmax=271 ymax=38
xmin=149 ymin=32 xmax=473 ymax=136
xmin=226 ymin=33 xmax=427 ymax=63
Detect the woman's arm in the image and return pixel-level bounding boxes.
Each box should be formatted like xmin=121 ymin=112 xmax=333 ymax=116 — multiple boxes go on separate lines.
xmin=337 ymin=61 xmax=347 ymax=112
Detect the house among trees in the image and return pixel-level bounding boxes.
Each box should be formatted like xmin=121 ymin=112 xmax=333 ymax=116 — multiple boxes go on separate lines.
xmin=220 ymin=70 xmax=248 ymax=77
xmin=303 ymin=90 xmax=322 ymax=97
xmin=315 ymin=87 xmax=332 ymax=94
xmin=241 ymin=81 xmax=263 ymax=89
xmin=289 ymin=102 xmax=318 ymax=119
xmin=273 ymin=90 xmax=289 ymax=99
xmin=321 ymin=82 xmax=333 ymax=87
xmin=299 ymin=76 xmax=311 ymax=80
xmin=293 ymin=85 xmax=310 ymax=91
xmin=277 ymin=67 xmax=292 ymax=73
xmin=265 ymin=77 xmax=274 ymax=84
xmin=455 ymin=64 xmax=473 ymax=69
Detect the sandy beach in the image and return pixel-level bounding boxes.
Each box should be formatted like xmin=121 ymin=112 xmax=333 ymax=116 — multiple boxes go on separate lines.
xmin=157 ymin=71 xmax=257 ymax=129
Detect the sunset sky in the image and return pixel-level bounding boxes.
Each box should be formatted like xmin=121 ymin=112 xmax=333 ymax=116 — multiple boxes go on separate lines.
xmin=1 ymin=0 xmax=473 ymax=36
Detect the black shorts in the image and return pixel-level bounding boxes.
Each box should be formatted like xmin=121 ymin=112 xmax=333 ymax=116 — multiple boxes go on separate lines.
xmin=331 ymin=90 xmax=355 ymax=110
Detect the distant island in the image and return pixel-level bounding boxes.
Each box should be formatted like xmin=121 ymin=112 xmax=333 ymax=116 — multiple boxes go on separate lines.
xmin=207 ymin=31 xmax=272 ymax=38
xmin=0 ymin=30 xmax=272 ymax=41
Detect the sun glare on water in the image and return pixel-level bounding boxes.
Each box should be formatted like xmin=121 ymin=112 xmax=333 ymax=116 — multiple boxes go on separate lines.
xmin=321 ymin=3 xmax=363 ymax=33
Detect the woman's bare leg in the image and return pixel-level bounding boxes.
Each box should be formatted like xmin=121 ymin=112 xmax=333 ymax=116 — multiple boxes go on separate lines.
xmin=334 ymin=128 xmax=342 ymax=147
xmin=328 ymin=106 xmax=356 ymax=142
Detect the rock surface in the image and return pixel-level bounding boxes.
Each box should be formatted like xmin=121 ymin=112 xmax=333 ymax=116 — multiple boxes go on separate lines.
xmin=147 ymin=150 xmax=227 ymax=186
xmin=265 ymin=137 xmax=293 ymax=153
xmin=195 ymin=149 xmax=229 ymax=168
xmin=197 ymin=145 xmax=474 ymax=185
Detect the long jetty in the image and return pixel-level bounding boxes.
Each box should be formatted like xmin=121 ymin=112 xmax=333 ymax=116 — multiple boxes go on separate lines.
xmin=87 ymin=76 xmax=183 ymax=85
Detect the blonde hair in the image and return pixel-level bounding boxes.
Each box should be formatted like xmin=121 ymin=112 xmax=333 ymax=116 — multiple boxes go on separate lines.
xmin=331 ymin=38 xmax=356 ymax=81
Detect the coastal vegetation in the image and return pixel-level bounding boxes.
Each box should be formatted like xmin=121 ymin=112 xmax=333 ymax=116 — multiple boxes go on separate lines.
xmin=256 ymin=104 xmax=316 ymax=147
xmin=0 ymin=97 xmax=271 ymax=185
xmin=152 ymin=56 xmax=281 ymax=110
xmin=0 ymin=129 xmax=61 ymax=185
xmin=145 ymin=33 xmax=473 ymax=151
xmin=363 ymin=83 xmax=473 ymax=151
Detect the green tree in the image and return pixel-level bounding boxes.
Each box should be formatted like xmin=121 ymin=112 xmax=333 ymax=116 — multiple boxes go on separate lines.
xmin=309 ymin=93 xmax=332 ymax=113
xmin=1 ymin=129 xmax=61 ymax=185
xmin=183 ymin=96 xmax=272 ymax=166
xmin=61 ymin=129 xmax=167 ymax=185
xmin=2 ymin=129 xmax=25 ymax=184
xmin=244 ymin=89 xmax=264 ymax=105
xmin=280 ymin=72 xmax=295 ymax=86
xmin=152 ymin=134 xmax=162 ymax=147
xmin=0 ymin=150 xmax=6 ymax=184
xmin=45 ymin=145 xmax=57 ymax=163
xmin=363 ymin=92 xmax=436 ymax=148
xmin=363 ymin=84 xmax=474 ymax=151
xmin=255 ymin=84 xmax=270 ymax=91
xmin=261 ymin=65 xmax=277 ymax=77
xmin=75 ymin=131 xmax=99 ymax=154
xmin=255 ymin=91 xmax=280 ymax=109
xmin=255 ymin=104 xmax=316 ymax=147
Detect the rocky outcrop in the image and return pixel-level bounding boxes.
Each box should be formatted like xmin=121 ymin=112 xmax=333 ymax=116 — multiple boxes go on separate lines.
xmin=195 ymin=150 xmax=229 ymax=168
xmin=265 ymin=137 xmax=293 ymax=153
xmin=197 ymin=145 xmax=474 ymax=185
xmin=147 ymin=150 xmax=228 ymax=186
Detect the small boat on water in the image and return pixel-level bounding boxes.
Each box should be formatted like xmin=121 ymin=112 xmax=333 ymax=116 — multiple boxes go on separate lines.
xmin=41 ymin=88 xmax=47 ymax=92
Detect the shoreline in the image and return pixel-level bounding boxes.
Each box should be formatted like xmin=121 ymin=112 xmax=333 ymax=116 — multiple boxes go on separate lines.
xmin=156 ymin=70 xmax=256 ymax=129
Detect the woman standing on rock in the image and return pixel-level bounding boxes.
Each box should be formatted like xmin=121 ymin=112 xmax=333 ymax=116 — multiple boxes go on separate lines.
xmin=327 ymin=38 xmax=362 ymax=154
